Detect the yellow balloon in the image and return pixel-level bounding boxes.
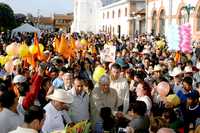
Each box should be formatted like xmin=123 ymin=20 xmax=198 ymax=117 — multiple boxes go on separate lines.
xmin=93 ymin=66 xmax=106 ymax=82
xmin=19 ymin=43 xmax=29 ymax=57
xmin=80 ymin=39 xmax=87 ymax=46
xmin=29 ymin=45 xmax=37 ymax=54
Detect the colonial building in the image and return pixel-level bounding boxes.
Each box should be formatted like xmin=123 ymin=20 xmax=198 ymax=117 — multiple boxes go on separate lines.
xmin=146 ymin=0 xmax=200 ymax=40
xmin=99 ymin=0 xmax=145 ymax=37
xmin=71 ymin=0 xmax=102 ymax=33
xmin=72 ymin=0 xmax=145 ymax=37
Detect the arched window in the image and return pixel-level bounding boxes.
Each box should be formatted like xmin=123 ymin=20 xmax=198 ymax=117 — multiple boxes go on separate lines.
xmin=107 ymin=11 xmax=109 ymax=19
xmin=102 ymin=25 xmax=105 ymax=31
xmin=197 ymin=7 xmax=200 ymax=31
xmin=118 ymin=9 xmax=121 ymax=17
xmin=112 ymin=10 xmax=115 ymax=18
xmin=103 ymin=13 xmax=105 ymax=19
xmin=125 ymin=8 xmax=128 ymax=16
xmin=178 ymin=8 xmax=187 ymax=25
xmin=159 ymin=10 xmax=165 ymax=34
xmin=152 ymin=11 xmax=157 ymax=33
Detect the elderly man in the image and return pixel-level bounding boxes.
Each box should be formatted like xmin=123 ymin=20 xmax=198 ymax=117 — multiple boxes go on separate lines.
xmin=90 ymin=75 xmax=118 ymax=125
xmin=42 ymin=89 xmax=73 ymax=133
xmin=110 ymin=63 xmax=129 ymax=113
xmin=67 ymin=76 xmax=90 ymax=123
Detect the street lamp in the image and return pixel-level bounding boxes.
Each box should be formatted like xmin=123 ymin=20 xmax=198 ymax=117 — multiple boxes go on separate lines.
xmin=182 ymin=3 xmax=195 ymax=22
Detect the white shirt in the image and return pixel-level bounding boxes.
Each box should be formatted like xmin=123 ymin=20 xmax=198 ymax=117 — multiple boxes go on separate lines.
xmin=137 ymin=96 xmax=152 ymax=115
xmin=110 ymin=77 xmax=129 ymax=113
xmin=0 ymin=108 xmax=24 ymax=133
xmin=67 ymin=88 xmax=90 ymax=122
xmin=9 ymin=127 xmax=38 ymax=133
xmin=42 ymin=102 xmax=71 ymax=133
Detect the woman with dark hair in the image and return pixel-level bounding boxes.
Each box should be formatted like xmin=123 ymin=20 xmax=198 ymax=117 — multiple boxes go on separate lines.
xmin=136 ymin=81 xmax=152 ymax=115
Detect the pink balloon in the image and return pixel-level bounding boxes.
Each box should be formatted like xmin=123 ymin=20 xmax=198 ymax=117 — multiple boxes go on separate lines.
xmin=157 ymin=81 xmax=170 ymax=97
xmin=4 ymin=61 xmax=14 ymax=73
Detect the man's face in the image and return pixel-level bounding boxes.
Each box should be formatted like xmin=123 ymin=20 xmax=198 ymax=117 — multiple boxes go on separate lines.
xmin=63 ymin=74 xmax=73 ymax=87
xmin=182 ymin=82 xmax=192 ymax=92
xmin=74 ymin=79 xmax=84 ymax=95
xmin=111 ymin=68 xmax=120 ymax=80
xmin=99 ymin=82 xmax=110 ymax=93
xmin=53 ymin=100 xmax=66 ymax=111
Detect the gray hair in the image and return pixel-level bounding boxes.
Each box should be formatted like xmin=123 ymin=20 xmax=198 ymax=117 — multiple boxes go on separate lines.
xmin=99 ymin=75 xmax=110 ymax=84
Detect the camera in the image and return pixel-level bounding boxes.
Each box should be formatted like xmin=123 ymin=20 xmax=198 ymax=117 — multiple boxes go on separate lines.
xmin=118 ymin=128 xmax=127 ymax=133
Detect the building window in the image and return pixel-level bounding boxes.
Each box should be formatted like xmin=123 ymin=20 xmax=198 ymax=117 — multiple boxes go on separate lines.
xmin=112 ymin=10 xmax=115 ymax=18
xmin=179 ymin=8 xmax=187 ymax=25
xmin=107 ymin=11 xmax=109 ymax=19
xmin=118 ymin=9 xmax=121 ymax=17
xmin=103 ymin=13 xmax=105 ymax=19
xmin=103 ymin=25 xmax=105 ymax=31
xmin=125 ymin=8 xmax=128 ymax=16
xmin=152 ymin=11 xmax=157 ymax=34
xmin=159 ymin=10 xmax=165 ymax=34
xmin=197 ymin=7 xmax=200 ymax=31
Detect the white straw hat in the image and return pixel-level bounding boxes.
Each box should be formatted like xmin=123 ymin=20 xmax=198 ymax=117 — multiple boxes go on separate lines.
xmin=169 ymin=67 xmax=183 ymax=77
xmin=47 ymin=89 xmax=73 ymax=104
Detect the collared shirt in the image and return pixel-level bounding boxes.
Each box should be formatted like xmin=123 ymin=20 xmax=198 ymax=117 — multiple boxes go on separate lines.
xmin=67 ymin=88 xmax=90 ymax=122
xmin=0 ymin=108 xmax=24 ymax=133
xmin=110 ymin=77 xmax=129 ymax=113
xmin=9 ymin=127 xmax=38 ymax=133
xmin=90 ymin=87 xmax=118 ymax=122
xmin=42 ymin=102 xmax=71 ymax=133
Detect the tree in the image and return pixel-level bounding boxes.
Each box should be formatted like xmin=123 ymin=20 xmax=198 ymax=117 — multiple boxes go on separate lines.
xmin=0 ymin=3 xmax=16 ymax=31
xmin=15 ymin=13 xmax=26 ymax=27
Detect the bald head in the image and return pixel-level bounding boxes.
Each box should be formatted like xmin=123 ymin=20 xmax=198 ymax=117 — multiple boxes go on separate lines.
xmin=157 ymin=128 xmax=175 ymax=133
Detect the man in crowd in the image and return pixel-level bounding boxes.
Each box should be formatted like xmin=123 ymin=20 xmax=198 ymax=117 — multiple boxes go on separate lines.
xmin=67 ymin=76 xmax=90 ymax=122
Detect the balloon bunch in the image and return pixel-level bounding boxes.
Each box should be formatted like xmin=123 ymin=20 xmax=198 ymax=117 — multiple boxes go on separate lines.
xmin=92 ymin=66 xmax=106 ymax=83
xmin=179 ymin=24 xmax=192 ymax=53
xmin=166 ymin=24 xmax=180 ymax=51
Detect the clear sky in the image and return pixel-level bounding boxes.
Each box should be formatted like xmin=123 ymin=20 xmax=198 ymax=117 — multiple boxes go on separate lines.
xmin=0 ymin=0 xmax=74 ymax=17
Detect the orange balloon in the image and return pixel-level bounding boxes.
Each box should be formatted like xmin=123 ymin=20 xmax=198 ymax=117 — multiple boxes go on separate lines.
xmin=157 ymin=81 xmax=170 ymax=97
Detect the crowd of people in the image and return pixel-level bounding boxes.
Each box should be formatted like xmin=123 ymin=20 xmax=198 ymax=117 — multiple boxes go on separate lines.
xmin=0 ymin=31 xmax=200 ymax=133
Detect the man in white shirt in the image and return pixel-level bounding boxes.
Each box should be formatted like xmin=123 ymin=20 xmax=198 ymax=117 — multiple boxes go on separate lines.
xmin=67 ymin=76 xmax=90 ymax=122
xmin=42 ymin=89 xmax=73 ymax=133
xmin=110 ymin=63 xmax=129 ymax=113
xmin=9 ymin=105 xmax=45 ymax=133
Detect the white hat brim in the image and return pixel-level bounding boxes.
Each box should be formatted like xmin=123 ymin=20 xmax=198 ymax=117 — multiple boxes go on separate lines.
xmin=47 ymin=94 xmax=73 ymax=104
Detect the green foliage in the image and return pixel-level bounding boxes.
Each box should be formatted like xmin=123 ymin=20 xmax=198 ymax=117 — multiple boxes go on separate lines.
xmin=0 ymin=3 xmax=16 ymax=31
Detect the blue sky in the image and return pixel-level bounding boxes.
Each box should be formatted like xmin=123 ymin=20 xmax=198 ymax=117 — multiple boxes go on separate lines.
xmin=0 ymin=0 xmax=73 ymax=16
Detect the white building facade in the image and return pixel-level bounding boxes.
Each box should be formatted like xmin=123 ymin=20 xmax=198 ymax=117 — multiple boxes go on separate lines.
xmin=99 ymin=0 xmax=145 ymax=37
xmin=71 ymin=0 xmax=102 ymax=33
xmin=146 ymin=0 xmax=200 ymax=40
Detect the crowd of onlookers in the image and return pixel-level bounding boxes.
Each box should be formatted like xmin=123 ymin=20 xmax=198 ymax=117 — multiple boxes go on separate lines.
xmin=0 ymin=31 xmax=200 ymax=133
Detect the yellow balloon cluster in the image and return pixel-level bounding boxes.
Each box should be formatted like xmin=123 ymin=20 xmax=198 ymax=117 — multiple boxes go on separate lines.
xmin=29 ymin=44 xmax=44 ymax=54
xmin=93 ymin=66 xmax=106 ymax=82
xmin=18 ymin=43 xmax=29 ymax=57
xmin=0 ymin=55 xmax=12 ymax=65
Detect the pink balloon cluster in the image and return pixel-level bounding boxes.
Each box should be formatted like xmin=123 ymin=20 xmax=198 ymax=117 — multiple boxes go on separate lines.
xmin=179 ymin=24 xmax=192 ymax=53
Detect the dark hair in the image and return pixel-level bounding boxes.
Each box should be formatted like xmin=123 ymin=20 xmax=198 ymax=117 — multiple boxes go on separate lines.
xmin=74 ymin=76 xmax=84 ymax=82
xmin=111 ymin=63 xmax=121 ymax=70
xmin=130 ymin=101 xmax=147 ymax=116
xmin=24 ymin=105 xmax=45 ymax=123
xmin=0 ymin=90 xmax=17 ymax=108
xmin=140 ymin=81 xmax=152 ymax=97
xmin=183 ymin=76 xmax=193 ymax=86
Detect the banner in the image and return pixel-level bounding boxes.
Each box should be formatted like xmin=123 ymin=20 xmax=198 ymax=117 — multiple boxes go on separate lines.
xmin=100 ymin=45 xmax=116 ymax=63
